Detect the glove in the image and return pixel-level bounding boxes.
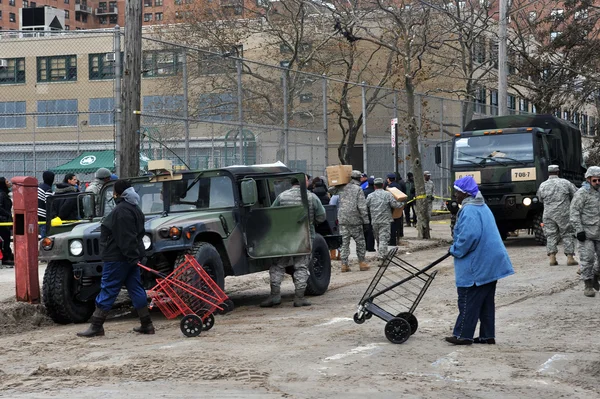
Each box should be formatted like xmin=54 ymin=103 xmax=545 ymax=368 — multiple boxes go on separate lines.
xmin=577 ymin=232 xmax=586 ymax=242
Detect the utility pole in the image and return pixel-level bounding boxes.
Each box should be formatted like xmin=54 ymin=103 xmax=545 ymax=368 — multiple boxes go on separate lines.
xmin=498 ymin=0 xmax=508 ymax=116
xmin=120 ymin=0 xmax=143 ymax=177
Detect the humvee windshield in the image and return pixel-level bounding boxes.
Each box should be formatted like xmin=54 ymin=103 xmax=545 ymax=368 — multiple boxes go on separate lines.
xmin=102 ymin=176 xmax=235 ymax=215
xmin=453 ymin=133 xmax=533 ymax=166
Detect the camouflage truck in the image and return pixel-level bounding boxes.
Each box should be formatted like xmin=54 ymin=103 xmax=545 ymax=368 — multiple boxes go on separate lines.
xmin=40 ymin=164 xmax=340 ymax=324
xmin=438 ymin=115 xmax=586 ymax=244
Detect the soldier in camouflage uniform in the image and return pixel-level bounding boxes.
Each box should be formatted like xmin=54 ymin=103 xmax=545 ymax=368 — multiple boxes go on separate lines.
xmin=261 ymin=175 xmax=326 ymax=307
xmin=537 ymin=165 xmax=578 ymax=266
xmin=366 ymin=178 xmax=405 ymax=260
xmin=329 ymin=170 xmax=370 ymax=272
xmin=85 ymin=168 xmax=112 ymax=214
xmin=570 ymin=166 xmax=600 ymax=297
xmin=424 ymin=171 xmax=435 ymax=225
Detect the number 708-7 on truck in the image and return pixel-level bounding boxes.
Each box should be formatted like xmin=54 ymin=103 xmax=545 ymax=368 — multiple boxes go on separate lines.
xmin=436 ymin=115 xmax=586 ymax=243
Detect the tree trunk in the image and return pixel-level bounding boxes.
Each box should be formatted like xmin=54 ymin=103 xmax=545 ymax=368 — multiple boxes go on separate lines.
xmin=120 ymin=0 xmax=143 ymax=178
xmin=342 ymin=123 xmax=361 ymax=167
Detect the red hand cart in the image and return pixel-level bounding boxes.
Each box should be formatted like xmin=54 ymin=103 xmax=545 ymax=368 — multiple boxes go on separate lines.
xmin=138 ymin=254 xmax=234 ymax=337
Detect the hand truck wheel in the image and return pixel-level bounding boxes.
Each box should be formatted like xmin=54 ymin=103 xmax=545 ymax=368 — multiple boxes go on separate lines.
xmin=396 ymin=312 xmax=418 ymax=335
xmin=384 ymin=317 xmax=412 ymax=344
xmin=353 ymin=313 xmax=366 ymax=324
xmin=365 ymin=312 xmax=373 ymax=320
xmin=180 ymin=314 xmax=202 ymax=337
xmin=202 ymin=313 xmax=215 ymax=331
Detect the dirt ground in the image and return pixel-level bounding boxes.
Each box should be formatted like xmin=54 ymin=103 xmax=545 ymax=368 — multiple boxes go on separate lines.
xmin=1 ymin=221 xmax=599 ymax=398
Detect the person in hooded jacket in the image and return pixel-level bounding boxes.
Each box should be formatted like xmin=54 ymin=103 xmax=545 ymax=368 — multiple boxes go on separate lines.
xmin=0 ymin=177 xmax=14 ymax=265
xmin=38 ymin=171 xmax=55 ymax=238
xmin=310 ymin=176 xmax=330 ymax=205
xmin=78 ymin=180 xmax=152 ymax=337
xmin=49 ymin=173 xmax=80 ymax=221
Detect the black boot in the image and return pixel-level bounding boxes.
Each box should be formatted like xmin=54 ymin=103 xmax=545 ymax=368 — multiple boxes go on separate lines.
xmin=293 ymin=288 xmax=311 ymax=307
xmin=133 ymin=307 xmax=155 ymax=334
xmin=593 ymin=274 xmax=600 ymax=292
xmin=260 ymin=285 xmax=281 ymax=307
xmin=77 ymin=308 xmax=108 ymax=338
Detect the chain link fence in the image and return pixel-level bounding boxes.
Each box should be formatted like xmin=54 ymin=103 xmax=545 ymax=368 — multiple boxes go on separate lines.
xmin=0 ymin=28 xmax=560 ymax=198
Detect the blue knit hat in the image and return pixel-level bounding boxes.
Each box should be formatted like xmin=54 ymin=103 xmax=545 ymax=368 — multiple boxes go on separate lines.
xmin=453 ymin=176 xmax=479 ymax=196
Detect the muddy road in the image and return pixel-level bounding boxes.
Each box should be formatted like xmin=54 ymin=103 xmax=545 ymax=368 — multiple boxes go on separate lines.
xmin=1 ymin=226 xmax=598 ymax=398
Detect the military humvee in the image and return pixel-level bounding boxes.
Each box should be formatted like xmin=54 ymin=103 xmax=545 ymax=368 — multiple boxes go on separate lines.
xmin=40 ymin=163 xmax=340 ymax=324
xmin=438 ymin=115 xmax=586 ymax=244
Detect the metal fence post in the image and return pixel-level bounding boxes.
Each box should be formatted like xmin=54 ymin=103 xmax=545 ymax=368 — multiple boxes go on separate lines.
xmin=361 ymin=82 xmax=367 ymax=173
xmin=393 ymin=90 xmax=399 ymax=176
xmin=236 ymin=59 xmax=244 ymax=164
xmin=114 ymin=25 xmax=122 ymax=177
xmin=182 ymin=48 xmax=190 ymax=167
xmin=440 ymin=98 xmax=445 ymax=198
xmin=33 ymin=115 xmax=37 ymax=176
xmin=283 ymin=68 xmax=289 ymax=165
xmin=322 ymin=75 xmax=328 ymax=171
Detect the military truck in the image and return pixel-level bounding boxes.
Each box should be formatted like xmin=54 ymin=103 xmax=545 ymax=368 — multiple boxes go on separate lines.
xmin=437 ymin=115 xmax=586 ymax=244
xmin=40 ymin=163 xmax=340 ymax=324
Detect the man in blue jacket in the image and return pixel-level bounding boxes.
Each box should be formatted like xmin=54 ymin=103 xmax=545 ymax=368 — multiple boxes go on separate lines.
xmin=447 ymin=176 xmax=514 ymax=345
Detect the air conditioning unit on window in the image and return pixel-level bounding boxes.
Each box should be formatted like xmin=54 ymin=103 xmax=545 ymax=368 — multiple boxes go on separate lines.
xmin=0 ymin=59 xmax=8 ymax=68
xmin=104 ymin=53 xmax=116 ymax=62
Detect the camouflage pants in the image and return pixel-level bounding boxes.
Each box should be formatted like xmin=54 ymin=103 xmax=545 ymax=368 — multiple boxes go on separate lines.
xmin=269 ymin=254 xmax=312 ymax=290
xmin=543 ymin=216 xmax=575 ymax=255
xmin=372 ymin=223 xmax=391 ymax=260
xmin=426 ymin=201 xmax=433 ymax=223
xmin=339 ymin=224 xmax=366 ymax=264
xmin=577 ymin=240 xmax=600 ymax=281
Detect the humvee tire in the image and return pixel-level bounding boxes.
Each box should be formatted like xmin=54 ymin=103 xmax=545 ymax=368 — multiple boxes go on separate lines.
xmin=175 ymin=241 xmax=225 ymax=289
xmin=305 ymin=234 xmax=331 ymax=296
xmin=532 ymin=213 xmax=546 ymax=246
xmin=43 ymin=260 xmax=95 ymax=324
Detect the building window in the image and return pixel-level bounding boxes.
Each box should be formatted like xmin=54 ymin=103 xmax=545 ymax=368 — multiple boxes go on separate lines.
xmin=89 ymin=53 xmax=122 ymax=80
xmin=99 ymin=16 xmax=107 ymax=24
xmin=32 ymin=1 xmax=37 ymax=5
xmin=589 ymin=116 xmax=596 ymax=136
xmin=473 ymin=37 xmax=486 ymax=63
xmin=489 ymin=40 xmax=498 ymax=69
xmin=65 ymin=0 xmax=69 ymax=3
xmin=198 ymin=93 xmax=236 ymax=121
xmin=144 ymin=13 xmax=152 ymax=22
xmin=550 ymin=9 xmax=564 ymax=20
xmin=36 ymin=99 xmax=78 ymax=127
xmin=109 ymin=15 xmax=117 ymax=23
xmin=9 ymin=13 xmax=15 ymax=22
xmin=507 ymin=95 xmax=516 ymax=114
xmin=155 ymin=0 xmax=162 ymax=5
xmin=143 ymin=95 xmax=184 ymax=124
xmin=65 ymin=25 xmax=69 ymax=30
xmin=65 ymin=10 xmax=69 ymax=19
xmin=490 ymin=90 xmax=498 ymax=116
xmin=0 ymin=101 xmax=26 ymax=129
xmin=562 ymin=110 xmax=570 ymax=121
xmin=0 ymin=58 xmax=25 ymax=84
xmin=575 ymin=9 xmax=588 ymax=20
xmin=9 ymin=0 xmax=15 ymax=6
xmin=198 ymin=46 xmax=242 ymax=75
xmin=155 ymin=12 xmax=163 ymax=21
xmin=175 ymin=11 xmax=182 ymax=19
xmin=23 ymin=0 xmax=28 ymax=7
xmin=144 ymin=0 xmax=152 ymax=6
xmin=143 ymin=51 xmax=183 ymax=77
xmin=550 ymin=31 xmax=561 ymax=41
xmin=89 ymin=98 xmax=114 ymax=126
xmin=0 ymin=11 xmax=2 ymax=20
xmin=531 ymin=104 xmax=537 ymax=114
xmin=581 ymin=114 xmax=588 ymax=135
xmin=99 ymin=1 xmax=106 ymax=8
xmin=37 ymin=55 xmax=77 ymax=82
xmin=475 ymin=87 xmax=486 ymax=114
xmin=519 ymin=98 xmax=528 ymax=113
xmin=75 ymin=12 xmax=80 ymax=21
xmin=81 ymin=13 xmax=88 ymax=23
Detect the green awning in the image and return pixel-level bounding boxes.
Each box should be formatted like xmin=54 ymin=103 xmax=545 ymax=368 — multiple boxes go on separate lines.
xmin=51 ymin=151 xmax=148 ymax=174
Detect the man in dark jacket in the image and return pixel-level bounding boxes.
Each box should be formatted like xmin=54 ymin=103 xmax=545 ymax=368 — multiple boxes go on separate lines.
xmin=404 ymin=172 xmax=417 ymax=227
xmin=78 ymin=180 xmax=153 ymax=337
xmin=363 ymin=177 xmax=376 ymax=252
xmin=386 ymin=173 xmax=405 ymax=245
xmin=38 ymin=171 xmax=55 ymax=238
xmin=0 ymin=177 xmax=14 ymax=265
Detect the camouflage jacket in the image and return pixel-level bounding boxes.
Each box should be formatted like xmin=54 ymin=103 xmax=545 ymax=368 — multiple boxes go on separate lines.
xmin=85 ymin=178 xmax=104 ymax=214
xmin=569 ymin=183 xmax=600 ymax=239
xmin=329 ymin=180 xmax=368 ymax=225
xmin=537 ymin=176 xmax=577 ymax=220
xmin=424 ymin=180 xmax=435 ymax=201
xmin=272 ymin=185 xmax=326 ymax=240
xmin=366 ymin=189 xmax=404 ymax=224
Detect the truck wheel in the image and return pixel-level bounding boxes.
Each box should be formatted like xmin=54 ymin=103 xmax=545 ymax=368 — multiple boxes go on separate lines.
xmin=305 ymin=234 xmax=331 ymax=296
xmin=42 ymin=260 xmax=95 ymax=324
xmin=175 ymin=241 xmax=225 ymax=289
xmin=533 ymin=213 xmax=546 ymax=246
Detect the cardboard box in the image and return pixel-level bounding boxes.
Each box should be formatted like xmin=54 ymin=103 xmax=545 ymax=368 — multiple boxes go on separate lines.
xmin=387 ymin=187 xmax=408 ymax=219
xmin=326 ymin=165 xmax=352 ymax=186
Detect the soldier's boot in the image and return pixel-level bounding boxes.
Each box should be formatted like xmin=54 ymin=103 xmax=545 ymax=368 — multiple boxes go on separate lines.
xmin=341 ymin=264 xmax=351 ymax=273
xmin=549 ymin=253 xmax=558 ymax=266
xmin=293 ymin=288 xmax=311 ymax=307
xmin=133 ymin=307 xmax=155 ymax=334
xmin=260 ymin=285 xmax=281 ymax=307
xmin=584 ymin=280 xmax=595 ymax=297
xmin=359 ymin=261 xmax=370 ymax=271
xmin=566 ymin=254 xmax=578 ymax=266
xmin=594 ymin=273 xmax=600 ymax=292
xmin=77 ymin=307 xmax=108 ymax=338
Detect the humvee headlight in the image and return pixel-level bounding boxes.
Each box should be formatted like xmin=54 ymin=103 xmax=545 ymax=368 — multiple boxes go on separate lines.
xmin=69 ymin=240 xmax=84 ymax=256
xmin=41 ymin=237 xmax=54 ymax=251
xmin=143 ymin=234 xmax=152 ymax=250
xmin=522 ymin=197 xmax=532 ymax=206
xmin=169 ymin=226 xmax=182 ymax=240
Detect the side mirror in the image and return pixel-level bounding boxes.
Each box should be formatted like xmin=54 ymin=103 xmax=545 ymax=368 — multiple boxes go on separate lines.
xmin=240 ymin=178 xmax=258 ymax=207
xmin=435 ymin=146 xmax=442 ymax=165
xmin=78 ymin=193 xmax=96 ymax=220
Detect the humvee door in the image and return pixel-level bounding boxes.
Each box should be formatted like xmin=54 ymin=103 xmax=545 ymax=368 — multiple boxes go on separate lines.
xmin=244 ymin=173 xmax=311 ymax=259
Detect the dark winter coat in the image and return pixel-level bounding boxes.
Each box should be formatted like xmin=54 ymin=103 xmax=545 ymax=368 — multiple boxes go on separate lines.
xmin=100 ymin=187 xmax=145 ymax=263
xmin=312 ymin=182 xmax=330 ymax=205
xmin=0 ymin=191 xmax=12 ymax=223
xmin=49 ymin=183 xmax=79 ymax=221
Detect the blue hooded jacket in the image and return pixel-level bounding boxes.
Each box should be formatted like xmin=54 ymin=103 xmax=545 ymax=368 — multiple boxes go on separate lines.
xmin=449 ymin=192 xmax=514 ymax=287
